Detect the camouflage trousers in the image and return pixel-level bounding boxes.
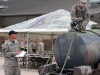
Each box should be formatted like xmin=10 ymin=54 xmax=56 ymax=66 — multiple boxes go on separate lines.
xmin=4 ymin=66 xmax=21 ymax=75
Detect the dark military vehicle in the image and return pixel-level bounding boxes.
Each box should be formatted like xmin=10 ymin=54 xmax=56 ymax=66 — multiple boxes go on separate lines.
xmin=38 ymin=23 xmax=100 ymax=75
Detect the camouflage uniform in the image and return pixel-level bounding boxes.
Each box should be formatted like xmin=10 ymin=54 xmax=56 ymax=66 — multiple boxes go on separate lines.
xmin=3 ymin=39 xmax=21 ymax=75
xmin=71 ymin=4 xmax=90 ymax=29
xmin=38 ymin=42 xmax=44 ymax=55
xmin=28 ymin=42 xmax=33 ymax=54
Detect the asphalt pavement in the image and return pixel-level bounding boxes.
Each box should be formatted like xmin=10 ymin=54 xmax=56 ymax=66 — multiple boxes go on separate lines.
xmin=0 ymin=57 xmax=39 ymax=75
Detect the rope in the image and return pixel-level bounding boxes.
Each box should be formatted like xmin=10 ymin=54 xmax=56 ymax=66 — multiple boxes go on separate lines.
xmin=59 ymin=32 xmax=76 ymax=75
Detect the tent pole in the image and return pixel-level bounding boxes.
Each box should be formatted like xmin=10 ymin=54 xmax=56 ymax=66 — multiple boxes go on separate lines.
xmin=26 ymin=32 xmax=29 ymax=70
xmin=52 ymin=38 xmax=53 ymax=52
xmin=51 ymin=33 xmax=54 ymax=52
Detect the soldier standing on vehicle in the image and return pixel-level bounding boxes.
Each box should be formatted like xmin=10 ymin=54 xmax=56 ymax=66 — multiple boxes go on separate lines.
xmin=3 ymin=30 xmax=21 ymax=75
xmin=70 ymin=0 xmax=90 ymax=30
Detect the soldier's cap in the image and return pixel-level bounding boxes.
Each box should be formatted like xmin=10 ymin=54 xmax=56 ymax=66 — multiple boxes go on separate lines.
xmin=9 ymin=30 xmax=17 ymax=36
xmin=80 ymin=0 xmax=87 ymax=6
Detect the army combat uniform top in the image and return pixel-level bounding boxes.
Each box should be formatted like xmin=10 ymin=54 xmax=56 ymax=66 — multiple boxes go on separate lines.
xmin=71 ymin=4 xmax=90 ymax=29
xmin=38 ymin=42 xmax=44 ymax=55
xmin=3 ymin=39 xmax=21 ymax=75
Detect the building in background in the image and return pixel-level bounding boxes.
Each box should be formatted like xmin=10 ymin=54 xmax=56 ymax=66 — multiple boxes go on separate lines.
xmin=0 ymin=0 xmax=100 ymax=28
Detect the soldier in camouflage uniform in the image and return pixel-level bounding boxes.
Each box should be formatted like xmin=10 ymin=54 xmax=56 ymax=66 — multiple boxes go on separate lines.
xmin=3 ymin=30 xmax=21 ymax=75
xmin=70 ymin=0 xmax=90 ymax=30
xmin=38 ymin=39 xmax=44 ymax=55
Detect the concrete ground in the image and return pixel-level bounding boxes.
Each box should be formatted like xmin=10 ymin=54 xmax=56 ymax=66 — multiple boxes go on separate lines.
xmin=0 ymin=57 xmax=39 ymax=75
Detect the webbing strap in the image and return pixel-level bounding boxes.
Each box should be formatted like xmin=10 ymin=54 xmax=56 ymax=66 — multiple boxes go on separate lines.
xmin=59 ymin=32 xmax=76 ymax=75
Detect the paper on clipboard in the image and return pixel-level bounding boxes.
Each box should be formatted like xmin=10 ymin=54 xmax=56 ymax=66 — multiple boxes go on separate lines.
xmin=15 ymin=51 xmax=26 ymax=57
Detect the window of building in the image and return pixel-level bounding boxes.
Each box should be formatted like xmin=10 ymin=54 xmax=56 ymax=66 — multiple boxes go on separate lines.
xmin=90 ymin=0 xmax=100 ymax=4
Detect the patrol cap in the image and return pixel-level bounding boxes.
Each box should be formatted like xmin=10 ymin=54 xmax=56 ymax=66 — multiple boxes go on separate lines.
xmin=9 ymin=30 xmax=17 ymax=36
xmin=80 ymin=0 xmax=87 ymax=6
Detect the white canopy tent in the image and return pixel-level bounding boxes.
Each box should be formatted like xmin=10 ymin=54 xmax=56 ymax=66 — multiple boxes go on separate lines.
xmin=0 ymin=9 xmax=72 ymax=41
xmin=0 ymin=9 xmax=97 ymax=43
xmin=0 ymin=9 xmax=97 ymax=31
xmin=0 ymin=9 xmax=97 ymax=38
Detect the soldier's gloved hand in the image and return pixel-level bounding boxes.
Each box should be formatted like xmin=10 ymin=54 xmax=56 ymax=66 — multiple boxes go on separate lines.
xmin=78 ymin=17 xmax=83 ymax=21
xmin=15 ymin=50 xmax=21 ymax=55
